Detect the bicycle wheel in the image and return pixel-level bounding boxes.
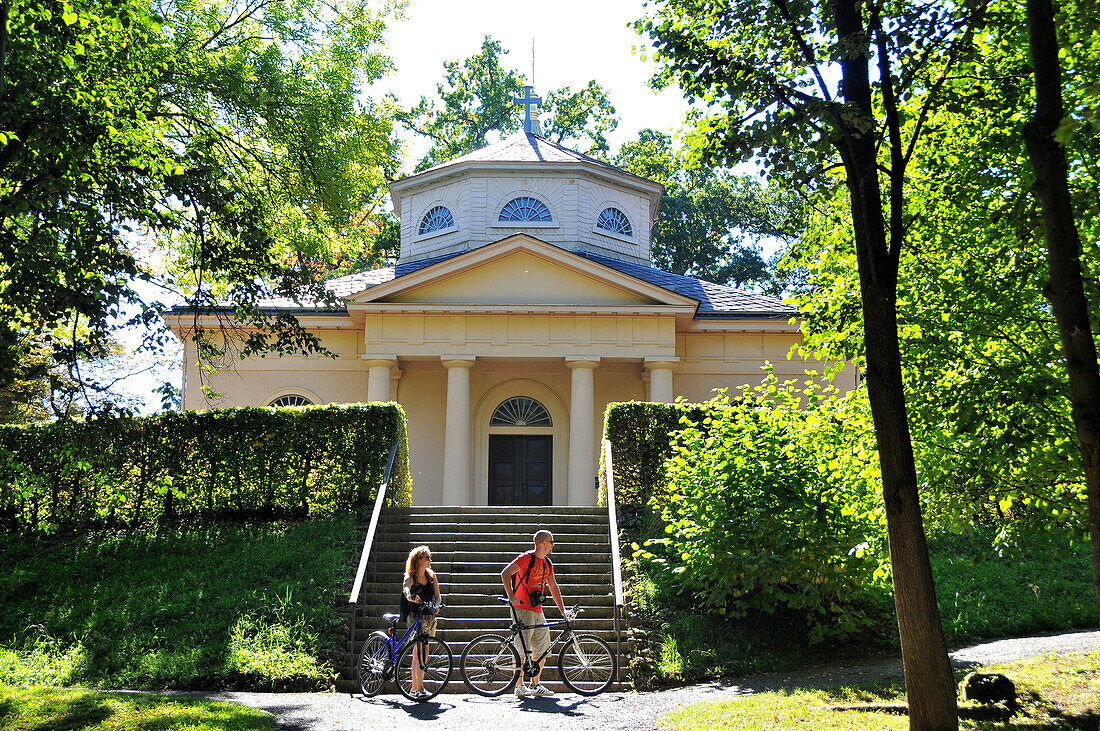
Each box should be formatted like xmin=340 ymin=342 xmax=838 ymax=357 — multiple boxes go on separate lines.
xmin=558 ymin=633 xmax=616 ymax=695
xmin=395 ymin=634 xmax=452 ymax=701
xmin=357 ymin=631 xmax=391 ymax=696
xmin=460 ymin=633 xmax=521 ymax=697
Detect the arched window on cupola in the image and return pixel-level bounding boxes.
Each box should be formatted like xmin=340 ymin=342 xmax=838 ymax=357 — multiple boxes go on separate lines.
xmin=418 ymin=205 xmax=455 ymax=235
xmin=498 ymin=197 xmax=552 ymax=223
xmin=596 ymin=207 xmax=633 ymax=237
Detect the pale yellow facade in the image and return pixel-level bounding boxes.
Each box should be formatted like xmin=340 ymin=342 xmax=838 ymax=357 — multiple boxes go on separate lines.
xmin=169 ymin=133 xmax=856 ymax=507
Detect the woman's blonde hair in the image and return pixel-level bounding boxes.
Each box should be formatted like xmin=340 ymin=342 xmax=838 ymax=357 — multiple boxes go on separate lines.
xmin=405 ymin=545 xmax=436 ymax=583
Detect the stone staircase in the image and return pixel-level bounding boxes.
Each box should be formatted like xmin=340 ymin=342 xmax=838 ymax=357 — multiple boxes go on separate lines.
xmin=336 ymin=506 xmax=626 ymax=694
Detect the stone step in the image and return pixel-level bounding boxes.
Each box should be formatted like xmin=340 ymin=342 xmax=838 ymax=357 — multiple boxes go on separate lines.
xmin=352 ymin=607 xmax=617 ymax=623
xmin=365 ymin=571 xmax=613 ymax=584
xmin=366 ymin=550 xmax=611 ymax=563
xmin=376 ymin=529 xmax=611 ymax=540
xmin=386 ymin=507 xmax=607 ymax=516
xmin=356 ymin=581 xmax=614 ymax=594
xmin=343 ymin=630 xmax=628 ymax=657
xmin=379 ymin=522 xmax=610 ymax=535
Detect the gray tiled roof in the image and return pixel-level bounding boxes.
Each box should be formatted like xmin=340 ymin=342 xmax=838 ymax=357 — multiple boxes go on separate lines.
xmin=415 ymin=131 xmax=625 ymax=175
xmin=300 ymin=248 xmax=794 ymax=319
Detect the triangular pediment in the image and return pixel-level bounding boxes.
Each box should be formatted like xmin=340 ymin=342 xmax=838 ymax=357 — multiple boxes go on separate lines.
xmin=348 ymin=236 xmax=697 ymax=311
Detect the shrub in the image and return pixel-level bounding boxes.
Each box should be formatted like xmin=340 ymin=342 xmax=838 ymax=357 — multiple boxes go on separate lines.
xmin=637 ymin=371 xmax=890 ymax=643
xmin=599 ymin=401 xmax=707 ymax=506
xmin=0 ymin=403 xmax=409 ymax=533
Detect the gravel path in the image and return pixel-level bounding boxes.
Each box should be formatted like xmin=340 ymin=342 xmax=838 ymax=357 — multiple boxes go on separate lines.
xmin=181 ymin=630 xmax=1100 ymax=731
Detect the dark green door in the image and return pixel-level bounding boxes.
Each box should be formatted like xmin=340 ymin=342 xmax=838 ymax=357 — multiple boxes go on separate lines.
xmin=488 ymin=435 xmax=552 ymax=505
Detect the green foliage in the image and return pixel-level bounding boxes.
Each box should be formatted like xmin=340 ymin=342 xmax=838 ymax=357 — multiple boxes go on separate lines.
xmin=0 ymin=517 xmax=358 ymax=690
xmin=633 ymin=374 xmax=889 ymax=643
xmin=396 ymin=35 xmax=618 ymax=170
xmin=600 ymin=400 xmax=706 ymax=507
xmin=0 ymin=686 xmax=274 ymax=731
xmin=615 ymin=130 xmax=801 ymax=290
xmin=0 ymin=403 xmax=409 ymax=533
xmin=0 ymin=0 xmax=400 ymax=395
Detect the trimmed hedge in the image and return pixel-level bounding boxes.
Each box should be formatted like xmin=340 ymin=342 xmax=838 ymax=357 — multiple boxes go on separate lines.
xmin=0 ymin=403 xmax=410 ymax=533
xmin=599 ymin=401 xmax=707 ymax=506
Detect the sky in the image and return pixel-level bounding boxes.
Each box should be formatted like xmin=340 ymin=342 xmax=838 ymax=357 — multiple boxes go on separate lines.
xmin=123 ymin=0 xmax=695 ymax=414
xmin=372 ymin=0 xmax=692 ymax=172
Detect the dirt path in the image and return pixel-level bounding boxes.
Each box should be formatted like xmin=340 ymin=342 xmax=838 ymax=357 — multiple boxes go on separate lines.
xmin=183 ymin=629 xmax=1100 ymax=731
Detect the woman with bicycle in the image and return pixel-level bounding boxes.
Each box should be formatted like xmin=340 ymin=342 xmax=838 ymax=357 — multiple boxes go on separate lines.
xmin=401 ymin=545 xmax=440 ymax=698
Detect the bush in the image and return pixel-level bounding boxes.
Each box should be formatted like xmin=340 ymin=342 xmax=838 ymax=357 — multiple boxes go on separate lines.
xmin=0 ymin=403 xmax=409 ymax=533
xmin=636 ymin=371 xmax=890 ymax=643
xmin=600 ymin=401 xmax=707 ymax=506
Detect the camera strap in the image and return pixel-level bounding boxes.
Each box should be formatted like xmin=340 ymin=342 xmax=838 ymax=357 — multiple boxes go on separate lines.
xmin=515 ymin=551 xmax=548 ymax=598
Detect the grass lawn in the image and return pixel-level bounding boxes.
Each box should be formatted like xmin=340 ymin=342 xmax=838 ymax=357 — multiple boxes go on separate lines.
xmin=0 ymin=516 xmax=361 ymax=690
xmin=659 ymin=650 xmax=1100 ymax=730
xmin=0 ymin=685 xmax=274 ymax=730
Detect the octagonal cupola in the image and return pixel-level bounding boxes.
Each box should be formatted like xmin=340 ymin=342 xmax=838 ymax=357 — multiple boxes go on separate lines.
xmin=389 ymin=131 xmax=664 ymax=267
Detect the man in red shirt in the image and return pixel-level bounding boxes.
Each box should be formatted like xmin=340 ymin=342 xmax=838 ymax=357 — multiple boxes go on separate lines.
xmin=501 ymin=529 xmax=568 ymax=697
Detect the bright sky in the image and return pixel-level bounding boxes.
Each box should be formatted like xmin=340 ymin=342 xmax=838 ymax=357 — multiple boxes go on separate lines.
xmin=374 ymin=0 xmax=692 ymax=172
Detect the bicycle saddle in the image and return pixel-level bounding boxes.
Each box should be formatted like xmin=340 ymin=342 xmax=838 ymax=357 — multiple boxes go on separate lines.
xmin=382 ymin=613 xmax=400 ymax=622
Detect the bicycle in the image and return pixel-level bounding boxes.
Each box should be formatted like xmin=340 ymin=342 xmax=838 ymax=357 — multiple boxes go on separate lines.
xmin=357 ymin=600 xmax=452 ymax=701
xmin=459 ymin=597 xmax=616 ymax=696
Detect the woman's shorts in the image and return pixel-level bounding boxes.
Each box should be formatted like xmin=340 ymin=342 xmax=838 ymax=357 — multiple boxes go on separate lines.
xmin=406 ymin=614 xmax=436 ymax=636
xmin=513 ymin=607 xmax=550 ymax=658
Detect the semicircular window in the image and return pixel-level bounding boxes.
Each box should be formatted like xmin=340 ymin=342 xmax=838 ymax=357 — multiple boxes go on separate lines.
xmin=498 ymin=197 xmax=552 ymax=223
xmin=490 ymin=397 xmax=552 ymax=427
xmin=269 ymin=394 xmax=313 ymax=407
xmin=596 ymin=207 xmax=633 ymax=237
xmin=418 ymin=205 xmax=455 ymax=235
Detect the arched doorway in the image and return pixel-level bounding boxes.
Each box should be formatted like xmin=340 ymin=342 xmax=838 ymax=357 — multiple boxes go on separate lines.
xmin=487 ymin=396 xmax=553 ymax=505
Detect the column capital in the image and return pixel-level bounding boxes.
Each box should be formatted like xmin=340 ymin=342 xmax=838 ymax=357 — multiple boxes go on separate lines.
xmin=644 ymin=357 xmax=680 ymax=371
xmin=441 ymin=355 xmax=476 ymax=370
xmin=565 ymin=356 xmax=600 ymax=370
xmin=361 ymin=356 xmax=399 ymax=369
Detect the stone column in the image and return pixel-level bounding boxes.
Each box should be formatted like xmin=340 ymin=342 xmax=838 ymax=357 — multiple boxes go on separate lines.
xmin=441 ymin=356 xmax=475 ymax=505
xmin=363 ymin=358 xmax=398 ymax=402
xmin=644 ymin=358 xmax=679 ymax=403
xmin=566 ymin=357 xmax=600 ymax=506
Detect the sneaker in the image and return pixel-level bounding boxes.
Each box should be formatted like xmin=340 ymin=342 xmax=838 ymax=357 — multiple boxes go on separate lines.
xmin=514 ymin=683 xmax=530 ymax=698
xmin=529 ymin=684 xmax=556 ymax=697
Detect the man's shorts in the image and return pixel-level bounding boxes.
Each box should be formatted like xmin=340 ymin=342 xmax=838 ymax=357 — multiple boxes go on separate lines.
xmin=513 ymin=607 xmax=550 ymax=659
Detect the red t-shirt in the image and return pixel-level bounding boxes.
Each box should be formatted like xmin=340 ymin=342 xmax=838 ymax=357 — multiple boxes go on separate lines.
xmin=512 ymin=551 xmax=553 ymax=613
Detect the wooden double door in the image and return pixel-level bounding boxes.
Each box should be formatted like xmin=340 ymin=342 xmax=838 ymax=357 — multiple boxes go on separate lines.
xmin=488 ymin=435 xmax=552 ymax=505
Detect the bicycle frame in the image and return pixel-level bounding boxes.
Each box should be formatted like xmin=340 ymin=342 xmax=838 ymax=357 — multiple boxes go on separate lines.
xmin=506 ymin=602 xmax=577 ymax=678
xmin=381 ymin=612 xmax=426 ymax=669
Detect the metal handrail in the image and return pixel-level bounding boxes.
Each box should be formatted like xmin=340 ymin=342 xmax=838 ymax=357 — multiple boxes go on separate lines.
xmin=603 ymin=439 xmax=624 ymax=682
xmin=347 ymin=440 xmax=399 ymax=670
xmin=349 ymin=440 xmax=400 ymax=605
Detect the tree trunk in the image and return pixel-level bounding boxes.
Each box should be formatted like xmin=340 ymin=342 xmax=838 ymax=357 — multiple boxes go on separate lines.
xmin=834 ymin=0 xmax=959 ymax=727
xmin=1023 ymin=0 xmax=1100 ymax=623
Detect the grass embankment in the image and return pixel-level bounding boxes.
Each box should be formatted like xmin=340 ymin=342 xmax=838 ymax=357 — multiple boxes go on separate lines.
xmin=0 ymin=516 xmax=361 ymax=690
xmin=0 ymin=686 xmax=274 ymax=731
xmin=632 ymin=528 xmax=1097 ymax=685
xmin=660 ymin=649 xmax=1100 ymax=730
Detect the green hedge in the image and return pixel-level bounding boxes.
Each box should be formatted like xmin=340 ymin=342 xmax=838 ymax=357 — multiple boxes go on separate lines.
xmin=0 ymin=403 xmax=410 ymax=533
xmin=599 ymin=401 xmax=708 ymax=506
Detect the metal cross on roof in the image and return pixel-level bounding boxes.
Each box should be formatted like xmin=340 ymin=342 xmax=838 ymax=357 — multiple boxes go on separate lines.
xmin=513 ymin=85 xmax=542 ymax=133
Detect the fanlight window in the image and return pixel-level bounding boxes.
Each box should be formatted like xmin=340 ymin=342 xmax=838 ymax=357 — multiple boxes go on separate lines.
xmin=596 ymin=207 xmax=633 ymax=237
xmin=418 ymin=206 xmax=455 ymax=235
xmin=490 ymin=397 xmax=552 ymax=427
xmin=498 ymin=197 xmax=552 ymax=223
xmin=269 ymin=394 xmax=313 ymax=407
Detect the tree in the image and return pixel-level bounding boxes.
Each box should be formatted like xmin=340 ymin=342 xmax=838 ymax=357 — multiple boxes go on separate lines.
xmin=637 ymin=0 xmax=988 ymax=727
xmin=396 ymin=36 xmax=618 ymax=170
xmin=0 ymin=0 xmax=399 ymax=402
xmin=1022 ymin=0 xmax=1100 ymax=618
xmin=616 ymin=129 xmax=798 ymax=288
